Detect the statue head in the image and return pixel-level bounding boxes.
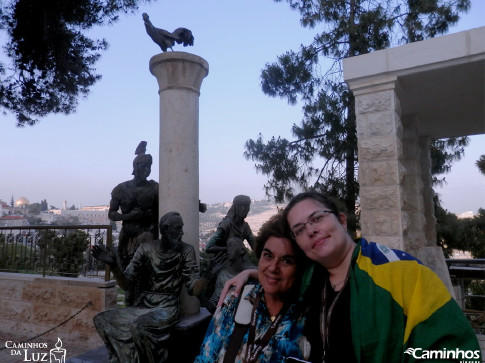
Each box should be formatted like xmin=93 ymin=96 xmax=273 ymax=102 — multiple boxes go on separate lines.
xmin=132 ymin=141 xmax=152 ymax=178
xmin=226 ymin=195 xmax=251 ymax=222
xmin=159 ymin=212 xmax=184 ymax=242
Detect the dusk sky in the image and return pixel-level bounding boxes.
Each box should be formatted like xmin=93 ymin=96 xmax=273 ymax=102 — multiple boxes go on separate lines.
xmin=1 ymin=0 xmax=484 ymax=214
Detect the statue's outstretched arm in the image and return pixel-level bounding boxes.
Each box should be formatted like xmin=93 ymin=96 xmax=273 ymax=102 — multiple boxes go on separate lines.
xmin=92 ymin=244 xmax=129 ymax=289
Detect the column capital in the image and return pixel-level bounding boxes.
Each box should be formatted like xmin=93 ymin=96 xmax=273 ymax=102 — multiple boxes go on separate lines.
xmin=150 ymin=52 xmax=209 ymax=95
xmin=347 ymin=75 xmax=400 ymax=96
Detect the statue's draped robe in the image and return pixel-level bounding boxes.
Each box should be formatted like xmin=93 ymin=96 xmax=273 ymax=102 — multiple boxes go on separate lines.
xmin=94 ymin=240 xmax=200 ymax=363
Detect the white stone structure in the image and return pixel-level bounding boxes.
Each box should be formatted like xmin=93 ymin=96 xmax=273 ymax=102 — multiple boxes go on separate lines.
xmin=343 ymin=27 xmax=485 ymax=292
xmin=150 ymin=52 xmax=209 ymax=314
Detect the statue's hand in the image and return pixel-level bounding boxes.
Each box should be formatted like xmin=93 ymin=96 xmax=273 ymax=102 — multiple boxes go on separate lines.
xmin=92 ymin=244 xmax=117 ymax=267
xmin=124 ymin=208 xmax=143 ymax=221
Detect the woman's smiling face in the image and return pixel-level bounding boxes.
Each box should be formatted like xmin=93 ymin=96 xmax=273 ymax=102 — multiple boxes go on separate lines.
xmin=257 ymin=236 xmax=297 ymax=299
xmin=286 ymin=198 xmax=349 ymax=267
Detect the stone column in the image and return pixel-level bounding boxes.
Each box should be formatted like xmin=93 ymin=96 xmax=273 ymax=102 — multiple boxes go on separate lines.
xmin=352 ymin=76 xmax=453 ymax=295
xmin=150 ymin=52 xmax=209 ymax=314
xmin=354 ymin=76 xmax=407 ymax=249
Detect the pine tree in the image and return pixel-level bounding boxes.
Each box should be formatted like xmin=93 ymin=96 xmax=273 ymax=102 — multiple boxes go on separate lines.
xmin=476 ymin=155 xmax=485 ymax=175
xmin=244 ymin=0 xmax=471 ymax=234
xmin=0 ymin=0 xmax=154 ymax=126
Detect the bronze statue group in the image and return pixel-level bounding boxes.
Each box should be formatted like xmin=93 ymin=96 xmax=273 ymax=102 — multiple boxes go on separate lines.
xmin=92 ymin=142 xmax=481 ymax=363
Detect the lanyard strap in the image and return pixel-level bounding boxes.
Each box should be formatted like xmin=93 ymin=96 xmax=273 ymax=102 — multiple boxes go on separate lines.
xmin=244 ymin=291 xmax=290 ymax=363
xmin=321 ymin=275 xmax=349 ymax=362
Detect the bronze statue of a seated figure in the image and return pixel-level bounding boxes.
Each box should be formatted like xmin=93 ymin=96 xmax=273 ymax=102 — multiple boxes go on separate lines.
xmin=92 ymin=211 xmax=219 ymax=363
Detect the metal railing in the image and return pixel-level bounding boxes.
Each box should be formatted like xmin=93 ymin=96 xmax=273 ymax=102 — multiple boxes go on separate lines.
xmin=0 ymin=224 xmax=112 ymax=281
xmin=446 ymin=259 xmax=485 ymax=334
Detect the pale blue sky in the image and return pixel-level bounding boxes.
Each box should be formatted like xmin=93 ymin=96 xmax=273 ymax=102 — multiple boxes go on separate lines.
xmin=1 ymin=0 xmax=484 ymax=214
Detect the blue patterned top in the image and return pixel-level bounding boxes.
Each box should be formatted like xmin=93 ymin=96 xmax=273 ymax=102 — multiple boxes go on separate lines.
xmin=195 ymin=283 xmax=310 ymax=363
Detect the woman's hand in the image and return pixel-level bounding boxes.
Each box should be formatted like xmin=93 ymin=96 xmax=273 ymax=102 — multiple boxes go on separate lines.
xmin=217 ymin=268 xmax=258 ymax=306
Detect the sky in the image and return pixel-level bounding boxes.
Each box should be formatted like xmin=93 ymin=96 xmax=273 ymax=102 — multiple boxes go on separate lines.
xmin=1 ymin=0 xmax=484 ymax=214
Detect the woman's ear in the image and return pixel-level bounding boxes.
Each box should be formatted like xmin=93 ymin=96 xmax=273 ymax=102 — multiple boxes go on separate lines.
xmin=337 ymin=212 xmax=348 ymax=230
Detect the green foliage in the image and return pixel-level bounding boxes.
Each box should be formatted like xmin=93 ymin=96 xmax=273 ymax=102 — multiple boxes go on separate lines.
xmin=37 ymin=229 xmax=57 ymax=250
xmin=431 ymin=136 xmax=470 ymax=186
xmin=48 ymin=230 xmax=90 ymax=277
xmin=476 ymin=155 xmax=485 ymax=176
xmin=40 ymin=199 xmax=48 ymax=211
xmin=27 ymin=199 xmax=49 ymax=214
xmin=37 ymin=230 xmax=89 ymax=277
xmin=435 ymin=195 xmax=485 ymax=258
xmin=0 ymin=240 xmax=38 ymax=271
xmin=0 ymin=0 xmax=153 ymax=126
xmin=465 ymin=280 xmax=485 ymax=311
xmin=435 ymin=195 xmax=463 ymax=257
xmin=245 ymin=0 xmax=470 ymax=236
xmin=461 ymin=209 xmax=485 ymax=258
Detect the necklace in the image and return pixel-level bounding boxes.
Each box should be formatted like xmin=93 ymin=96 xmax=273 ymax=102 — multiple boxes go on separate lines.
xmin=265 ymin=297 xmax=281 ymax=322
xmin=330 ymin=277 xmax=347 ymax=290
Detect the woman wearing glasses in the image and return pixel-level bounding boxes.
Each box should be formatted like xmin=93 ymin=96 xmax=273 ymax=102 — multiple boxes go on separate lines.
xmin=221 ymin=191 xmax=480 ymax=362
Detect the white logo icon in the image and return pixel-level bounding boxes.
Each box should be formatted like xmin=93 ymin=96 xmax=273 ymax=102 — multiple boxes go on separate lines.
xmin=49 ymin=338 xmax=67 ymax=363
xmin=404 ymin=348 xmax=416 ymax=355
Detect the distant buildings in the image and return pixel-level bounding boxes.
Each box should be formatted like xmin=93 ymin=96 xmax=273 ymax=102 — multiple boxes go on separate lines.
xmin=0 ymin=200 xmax=8 ymax=216
xmin=0 ymin=215 xmax=29 ymax=227
xmin=47 ymin=205 xmax=111 ymax=225
xmin=0 ymin=198 xmax=112 ymax=226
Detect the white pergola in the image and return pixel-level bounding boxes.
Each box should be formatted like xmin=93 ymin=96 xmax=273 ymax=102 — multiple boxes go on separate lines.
xmin=343 ymin=27 xmax=485 ymax=292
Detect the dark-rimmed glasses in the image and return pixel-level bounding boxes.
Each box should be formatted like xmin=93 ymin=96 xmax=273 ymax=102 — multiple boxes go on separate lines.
xmin=290 ymin=210 xmax=335 ymax=238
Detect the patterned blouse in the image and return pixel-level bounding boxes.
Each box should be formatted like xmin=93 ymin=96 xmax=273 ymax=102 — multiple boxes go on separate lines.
xmin=195 ymin=283 xmax=310 ymax=363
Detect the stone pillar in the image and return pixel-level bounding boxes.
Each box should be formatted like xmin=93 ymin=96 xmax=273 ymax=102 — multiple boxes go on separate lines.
xmin=352 ymin=76 xmax=454 ymax=295
xmin=150 ymin=52 xmax=209 ymax=314
xmin=354 ymin=76 xmax=407 ymax=249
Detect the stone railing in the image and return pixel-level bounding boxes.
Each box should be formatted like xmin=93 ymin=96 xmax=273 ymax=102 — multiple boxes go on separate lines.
xmin=0 ymin=272 xmax=117 ymax=355
xmin=0 ymin=225 xmax=117 ymax=357
xmin=0 ymin=224 xmax=112 ymax=280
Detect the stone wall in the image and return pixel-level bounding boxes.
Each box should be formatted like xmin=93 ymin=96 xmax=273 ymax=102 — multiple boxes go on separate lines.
xmin=0 ymin=272 xmax=117 ymax=349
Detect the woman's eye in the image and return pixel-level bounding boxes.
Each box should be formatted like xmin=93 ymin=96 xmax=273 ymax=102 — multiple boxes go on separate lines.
xmin=262 ymin=252 xmax=272 ymax=259
xmin=311 ymin=214 xmax=324 ymax=223
xmin=282 ymin=258 xmax=295 ymax=265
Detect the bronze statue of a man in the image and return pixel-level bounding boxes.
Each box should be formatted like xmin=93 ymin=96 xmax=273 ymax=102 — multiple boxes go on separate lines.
xmin=109 ymin=141 xmax=207 ymax=276
xmin=92 ymin=212 xmax=216 ymax=363
xmin=109 ymin=141 xmax=159 ymax=271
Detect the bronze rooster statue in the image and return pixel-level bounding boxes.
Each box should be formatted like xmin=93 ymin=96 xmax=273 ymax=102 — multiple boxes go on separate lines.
xmin=142 ymin=13 xmax=194 ymax=52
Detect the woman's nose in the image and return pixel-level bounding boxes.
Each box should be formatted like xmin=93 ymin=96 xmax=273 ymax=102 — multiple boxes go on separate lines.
xmin=268 ymin=258 xmax=280 ymax=272
xmin=306 ymin=222 xmax=319 ymax=236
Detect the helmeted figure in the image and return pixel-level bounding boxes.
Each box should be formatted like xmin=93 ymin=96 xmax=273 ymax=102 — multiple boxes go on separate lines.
xmin=108 ymin=141 xmax=159 ymax=271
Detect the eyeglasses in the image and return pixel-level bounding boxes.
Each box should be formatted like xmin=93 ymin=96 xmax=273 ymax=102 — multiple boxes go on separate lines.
xmin=290 ymin=210 xmax=335 ymax=238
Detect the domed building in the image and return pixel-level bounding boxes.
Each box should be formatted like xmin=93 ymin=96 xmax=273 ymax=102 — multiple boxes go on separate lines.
xmin=15 ymin=197 xmax=30 ymax=207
